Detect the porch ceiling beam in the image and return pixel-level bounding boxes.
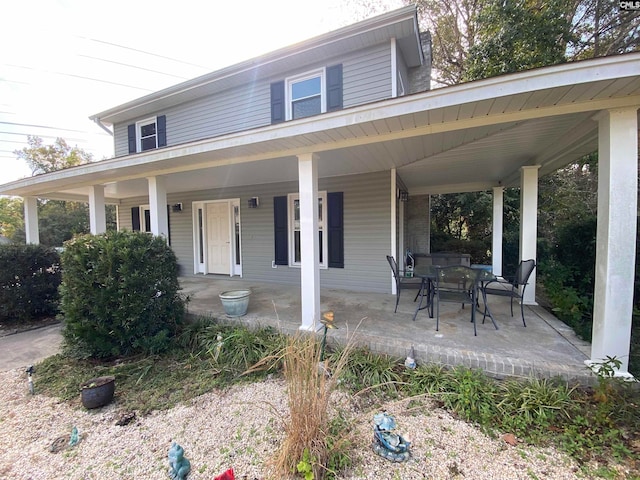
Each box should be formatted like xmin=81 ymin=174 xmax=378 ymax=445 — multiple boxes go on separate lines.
xmin=27 ymin=191 xmax=121 ymax=204
xmin=411 ymin=181 xmax=498 ymax=195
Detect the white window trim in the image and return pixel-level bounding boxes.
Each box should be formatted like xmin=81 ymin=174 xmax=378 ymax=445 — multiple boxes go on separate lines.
xmin=285 ymin=68 xmax=326 ymax=121
xmin=139 ymin=205 xmax=151 ymax=233
xmin=136 ymin=116 xmax=158 ymax=152
xmin=287 ymin=191 xmax=328 ymax=269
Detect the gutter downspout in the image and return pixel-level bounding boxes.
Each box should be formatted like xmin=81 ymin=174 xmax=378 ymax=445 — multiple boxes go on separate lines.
xmin=92 ymin=118 xmax=114 ymax=137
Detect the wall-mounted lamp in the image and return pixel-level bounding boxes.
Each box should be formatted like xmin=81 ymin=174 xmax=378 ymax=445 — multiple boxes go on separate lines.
xmin=398 ymin=190 xmax=409 ymax=202
xmin=248 ymin=197 xmax=260 ymax=209
xmin=171 ymin=203 xmax=183 ymax=213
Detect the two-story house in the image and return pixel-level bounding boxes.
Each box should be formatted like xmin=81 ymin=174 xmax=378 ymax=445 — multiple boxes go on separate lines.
xmin=1 ymin=5 xmax=639 ymax=377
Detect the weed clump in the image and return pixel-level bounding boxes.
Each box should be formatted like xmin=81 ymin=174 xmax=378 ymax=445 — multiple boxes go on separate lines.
xmin=269 ymin=334 xmax=354 ymax=480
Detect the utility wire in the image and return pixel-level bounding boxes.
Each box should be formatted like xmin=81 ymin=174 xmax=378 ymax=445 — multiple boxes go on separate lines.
xmin=77 ymin=36 xmax=210 ymax=71
xmin=0 ymin=121 xmax=108 ymax=135
xmin=4 ymin=64 xmax=154 ymax=92
xmin=0 ymin=131 xmax=88 ymax=143
xmin=78 ymin=54 xmax=189 ymax=80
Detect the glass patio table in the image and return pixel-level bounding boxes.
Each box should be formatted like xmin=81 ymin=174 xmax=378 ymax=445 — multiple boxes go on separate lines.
xmin=411 ymin=264 xmax=499 ymax=330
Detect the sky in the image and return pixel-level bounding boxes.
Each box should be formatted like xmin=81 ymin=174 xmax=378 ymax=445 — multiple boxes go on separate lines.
xmin=1 ymin=0 xmax=402 ymax=184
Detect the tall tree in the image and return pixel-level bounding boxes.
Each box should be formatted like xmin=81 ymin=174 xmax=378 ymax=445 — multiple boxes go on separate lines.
xmin=464 ymin=0 xmax=575 ymax=80
xmin=8 ymin=136 xmax=115 ymax=246
xmin=406 ymin=0 xmax=638 ymax=86
xmin=0 ymin=197 xmax=23 ymax=240
xmin=413 ymin=0 xmax=487 ymax=86
xmin=569 ymin=0 xmax=640 ymax=59
xmin=14 ymin=136 xmax=92 ymax=175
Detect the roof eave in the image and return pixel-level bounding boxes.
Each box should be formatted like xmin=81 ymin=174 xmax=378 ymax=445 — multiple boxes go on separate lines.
xmin=90 ymin=5 xmax=420 ymax=125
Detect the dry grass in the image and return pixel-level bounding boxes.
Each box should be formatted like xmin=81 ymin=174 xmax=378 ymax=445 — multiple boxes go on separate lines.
xmin=267 ymin=332 xmax=354 ymax=479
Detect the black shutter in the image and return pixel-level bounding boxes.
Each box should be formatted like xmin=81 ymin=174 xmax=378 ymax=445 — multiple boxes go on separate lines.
xmin=157 ymin=115 xmax=167 ymax=147
xmin=327 ymin=192 xmax=344 ymax=268
xmin=270 ymin=81 xmax=285 ymax=124
xmin=131 ymin=207 xmax=140 ymax=231
xmin=326 ymin=64 xmax=343 ymax=112
xmin=127 ymin=124 xmax=136 ymax=154
xmin=166 ymin=204 xmax=171 ymax=246
xmin=274 ymin=196 xmax=288 ymax=265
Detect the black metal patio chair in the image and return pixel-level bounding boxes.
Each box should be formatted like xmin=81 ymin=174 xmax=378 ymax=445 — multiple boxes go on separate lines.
xmin=432 ymin=265 xmax=483 ymax=335
xmin=482 ymin=259 xmax=536 ymax=327
xmin=386 ymin=255 xmax=422 ymax=313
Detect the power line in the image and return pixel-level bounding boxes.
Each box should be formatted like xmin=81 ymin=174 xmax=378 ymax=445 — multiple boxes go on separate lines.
xmin=0 ymin=121 xmax=109 ymax=136
xmin=78 ymin=54 xmax=189 ymax=80
xmin=0 ymin=78 xmax=30 ymax=86
xmin=4 ymin=64 xmax=154 ymax=92
xmin=77 ymin=36 xmax=210 ymax=70
xmin=0 ymin=131 xmax=89 ymax=143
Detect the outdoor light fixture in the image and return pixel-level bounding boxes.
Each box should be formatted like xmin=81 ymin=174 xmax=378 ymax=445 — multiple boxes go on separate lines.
xmin=248 ymin=197 xmax=260 ymax=208
xmin=399 ymin=190 xmax=409 ymax=202
xmin=171 ymin=203 xmax=183 ymax=213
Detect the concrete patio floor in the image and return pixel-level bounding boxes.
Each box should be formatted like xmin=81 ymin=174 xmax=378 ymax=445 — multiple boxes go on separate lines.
xmin=179 ymin=275 xmax=595 ymax=384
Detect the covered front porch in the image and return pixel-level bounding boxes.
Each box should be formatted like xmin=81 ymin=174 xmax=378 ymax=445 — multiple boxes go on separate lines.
xmin=179 ymin=275 xmax=594 ymax=384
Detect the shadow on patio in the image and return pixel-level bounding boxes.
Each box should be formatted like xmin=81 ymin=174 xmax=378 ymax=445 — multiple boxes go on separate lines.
xmin=179 ymin=275 xmax=594 ymax=384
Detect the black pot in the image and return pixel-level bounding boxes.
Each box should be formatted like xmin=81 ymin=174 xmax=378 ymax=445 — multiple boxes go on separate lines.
xmin=80 ymin=376 xmax=115 ymax=409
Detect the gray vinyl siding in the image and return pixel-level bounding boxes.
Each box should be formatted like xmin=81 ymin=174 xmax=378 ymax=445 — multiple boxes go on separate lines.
xmin=343 ymin=43 xmax=392 ymax=108
xmin=116 ymin=171 xmax=392 ymax=293
xmin=113 ymin=43 xmax=393 ymax=157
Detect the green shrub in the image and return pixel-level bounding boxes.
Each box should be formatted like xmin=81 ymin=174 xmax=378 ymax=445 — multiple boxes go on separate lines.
xmin=332 ymin=346 xmax=403 ymax=397
xmin=496 ymin=377 xmax=574 ymax=438
xmin=0 ymin=244 xmax=61 ymax=322
xmin=59 ymin=231 xmax=186 ymax=359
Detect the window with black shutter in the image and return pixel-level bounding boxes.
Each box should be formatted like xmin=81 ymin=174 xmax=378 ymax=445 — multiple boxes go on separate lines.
xmin=270 ymin=64 xmax=343 ymax=123
xmin=127 ymin=115 xmax=167 ymax=153
xmin=273 ymin=192 xmax=343 ymax=268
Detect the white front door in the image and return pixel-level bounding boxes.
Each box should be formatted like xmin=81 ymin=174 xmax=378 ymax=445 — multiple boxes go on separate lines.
xmin=206 ymin=202 xmax=231 ymax=274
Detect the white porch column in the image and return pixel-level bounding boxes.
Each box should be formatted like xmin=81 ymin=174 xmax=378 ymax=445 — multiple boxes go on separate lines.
xmin=88 ymin=185 xmax=107 ymax=234
xmin=23 ymin=196 xmax=39 ymax=244
xmin=590 ymin=107 xmax=638 ymax=377
xmin=492 ymin=186 xmax=504 ymax=277
xmin=147 ymin=176 xmax=169 ymax=238
xmin=519 ymin=166 xmax=539 ymax=304
xmin=391 ymin=169 xmax=398 ymax=294
xmin=298 ymin=153 xmax=321 ymax=331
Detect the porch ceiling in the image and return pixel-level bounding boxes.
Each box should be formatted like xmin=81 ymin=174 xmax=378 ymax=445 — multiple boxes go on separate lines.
xmin=1 ymin=54 xmax=639 ymax=203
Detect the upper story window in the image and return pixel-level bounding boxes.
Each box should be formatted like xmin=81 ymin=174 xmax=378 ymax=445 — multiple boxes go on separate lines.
xmin=137 ymin=118 xmax=158 ymax=151
xmin=287 ymin=70 xmax=325 ymax=120
xmin=128 ymin=115 xmax=167 ymax=154
xmin=271 ymin=64 xmax=343 ymax=124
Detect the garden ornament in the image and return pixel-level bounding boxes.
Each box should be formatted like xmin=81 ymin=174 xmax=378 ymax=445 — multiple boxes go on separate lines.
xmin=168 ymin=442 xmax=191 ymax=479
xmin=26 ymin=365 xmax=35 ymax=394
xmin=213 ymin=333 xmax=223 ymax=362
xmin=69 ymin=427 xmax=80 ymax=447
xmin=371 ymin=412 xmax=410 ymax=462
xmin=213 ymin=468 xmax=235 ymax=480
xmin=320 ymin=310 xmax=337 ymax=361
xmin=404 ymin=346 xmax=416 ymax=369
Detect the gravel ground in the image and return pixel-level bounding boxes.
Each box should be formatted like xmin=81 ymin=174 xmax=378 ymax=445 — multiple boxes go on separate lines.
xmin=0 ymin=367 xmax=604 ymax=479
